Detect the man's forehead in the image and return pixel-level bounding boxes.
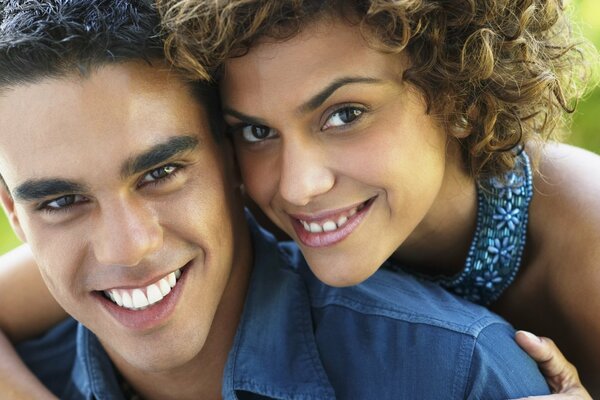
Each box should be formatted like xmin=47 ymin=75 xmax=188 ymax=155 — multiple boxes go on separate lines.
xmin=0 ymin=62 xmax=213 ymax=194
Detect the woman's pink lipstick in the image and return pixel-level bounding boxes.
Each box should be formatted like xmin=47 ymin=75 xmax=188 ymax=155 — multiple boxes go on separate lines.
xmin=290 ymin=196 xmax=376 ymax=247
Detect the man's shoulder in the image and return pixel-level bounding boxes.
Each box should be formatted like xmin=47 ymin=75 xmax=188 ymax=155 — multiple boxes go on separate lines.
xmin=298 ymin=261 xmax=551 ymax=399
xmin=299 ymin=257 xmax=509 ymax=337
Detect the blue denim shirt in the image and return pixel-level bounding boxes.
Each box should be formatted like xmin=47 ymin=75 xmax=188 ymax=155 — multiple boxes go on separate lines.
xmin=19 ymin=216 xmax=550 ymax=399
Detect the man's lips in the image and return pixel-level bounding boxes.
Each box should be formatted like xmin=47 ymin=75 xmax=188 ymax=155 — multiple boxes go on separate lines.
xmin=95 ymin=263 xmax=191 ymax=331
xmin=101 ymin=268 xmax=182 ymax=310
xmin=99 ymin=262 xmax=190 ymax=311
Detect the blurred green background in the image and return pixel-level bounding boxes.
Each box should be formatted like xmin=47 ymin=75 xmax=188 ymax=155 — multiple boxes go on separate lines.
xmin=0 ymin=0 xmax=599 ymax=255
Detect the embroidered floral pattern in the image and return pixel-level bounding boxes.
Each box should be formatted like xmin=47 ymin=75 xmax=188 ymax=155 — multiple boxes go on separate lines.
xmin=434 ymin=151 xmax=533 ymax=306
xmin=487 ymin=237 xmax=515 ymax=266
xmin=493 ymin=203 xmax=520 ymax=231
xmin=475 ymin=269 xmax=503 ymax=290
xmin=491 ymin=173 xmax=525 ymax=200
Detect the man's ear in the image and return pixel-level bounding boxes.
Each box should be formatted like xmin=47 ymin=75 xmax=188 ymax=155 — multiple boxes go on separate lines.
xmin=0 ymin=184 xmax=26 ymax=243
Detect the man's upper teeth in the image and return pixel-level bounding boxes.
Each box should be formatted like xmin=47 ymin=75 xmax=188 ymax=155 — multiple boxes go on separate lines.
xmin=104 ymin=269 xmax=182 ymax=311
xmin=300 ymin=205 xmax=359 ymax=233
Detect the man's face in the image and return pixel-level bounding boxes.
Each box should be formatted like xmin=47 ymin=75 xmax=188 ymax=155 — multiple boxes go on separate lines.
xmin=0 ymin=62 xmax=248 ymax=372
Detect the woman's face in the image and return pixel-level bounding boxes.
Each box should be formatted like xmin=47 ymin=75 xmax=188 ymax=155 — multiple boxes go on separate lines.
xmin=221 ymin=17 xmax=465 ymax=286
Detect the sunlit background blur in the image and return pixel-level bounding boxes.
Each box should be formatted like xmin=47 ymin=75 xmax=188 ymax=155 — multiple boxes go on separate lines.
xmin=0 ymin=0 xmax=599 ymax=255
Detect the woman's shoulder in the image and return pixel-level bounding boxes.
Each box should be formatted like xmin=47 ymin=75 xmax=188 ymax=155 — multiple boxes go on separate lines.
xmin=534 ymin=142 xmax=600 ymax=187
xmin=526 ymin=141 xmax=600 ymax=304
xmin=530 ymin=142 xmax=600 ymax=235
xmin=528 ymin=142 xmax=600 ymax=256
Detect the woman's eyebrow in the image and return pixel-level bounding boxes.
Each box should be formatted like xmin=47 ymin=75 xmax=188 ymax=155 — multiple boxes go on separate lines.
xmin=221 ymin=108 xmax=269 ymax=127
xmin=298 ymin=76 xmax=382 ymax=114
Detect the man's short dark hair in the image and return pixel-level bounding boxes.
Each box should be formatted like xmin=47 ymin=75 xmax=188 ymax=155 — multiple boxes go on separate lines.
xmin=0 ymin=0 xmax=163 ymax=87
xmin=0 ymin=0 xmax=223 ymax=191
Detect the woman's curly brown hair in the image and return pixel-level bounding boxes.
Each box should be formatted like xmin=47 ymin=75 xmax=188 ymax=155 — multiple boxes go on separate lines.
xmin=157 ymin=0 xmax=596 ymax=178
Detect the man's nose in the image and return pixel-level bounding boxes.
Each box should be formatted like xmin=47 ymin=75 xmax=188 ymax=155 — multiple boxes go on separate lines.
xmin=92 ymin=197 xmax=163 ymax=266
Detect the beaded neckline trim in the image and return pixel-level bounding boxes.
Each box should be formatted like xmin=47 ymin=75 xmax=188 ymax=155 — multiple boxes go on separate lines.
xmin=435 ymin=151 xmax=533 ymax=306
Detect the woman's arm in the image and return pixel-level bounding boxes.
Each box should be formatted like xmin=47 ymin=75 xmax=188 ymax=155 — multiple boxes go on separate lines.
xmin=0 ymin=330 xmax=57 ymax=400
xmin=0 ymin=244 xmax=68 ymax=399
xmin=0 ymin=244 xmax=68 ymax=342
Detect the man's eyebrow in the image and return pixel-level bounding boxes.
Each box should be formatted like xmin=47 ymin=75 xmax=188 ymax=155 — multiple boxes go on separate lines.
xmin=14 ymin=179 xmax=88 ymax=202
xmin=299 ymin=76 xmax=383 ymax=113
xmin=11 ymin=136 xmax=199 ymax=202
xmin=120 ymin=135 xmax=199 ymax=179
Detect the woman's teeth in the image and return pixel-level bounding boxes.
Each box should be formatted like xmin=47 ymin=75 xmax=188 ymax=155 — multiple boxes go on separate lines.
xmin=104 ymin=268 xmax=182 ymax=311
xmin=299 ymin=203 xmax=364 ymax=233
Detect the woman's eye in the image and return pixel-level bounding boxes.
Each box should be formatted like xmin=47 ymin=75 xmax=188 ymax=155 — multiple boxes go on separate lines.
xmin=322 ymin=107 xmax=364 ymax=130
xmin=240 ymin=125 xmax=276 ymax=143
xmin=41 ymin=194 xmax=87 ymax=212
xmin=139 ymin=164 xmax=180 ymax=185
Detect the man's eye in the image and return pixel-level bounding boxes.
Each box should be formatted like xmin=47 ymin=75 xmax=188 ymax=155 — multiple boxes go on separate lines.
xmin=40 ymin=194 xmax=87 ymax=212
xmin=322 ymin=107 xmax=364 ymax=130
xmin=139 ymin=164 xmax=180 ymax=186
xmin=240 ymin=125 xmax=276 ymax=143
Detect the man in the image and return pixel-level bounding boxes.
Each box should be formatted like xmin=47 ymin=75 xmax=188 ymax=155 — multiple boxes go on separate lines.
xmin=0 ymin=0 xmax=553 ymax=398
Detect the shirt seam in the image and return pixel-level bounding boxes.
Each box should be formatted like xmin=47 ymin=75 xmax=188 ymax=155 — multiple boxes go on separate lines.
xmin=309 ymin=294 xmax=502 ymax=335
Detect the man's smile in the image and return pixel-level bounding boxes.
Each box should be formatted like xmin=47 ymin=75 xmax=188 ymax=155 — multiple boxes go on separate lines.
xmin=102 ymin=267 xmax=183 ymax=311
xmin=95 ymin=261 xmax=193 ymax=331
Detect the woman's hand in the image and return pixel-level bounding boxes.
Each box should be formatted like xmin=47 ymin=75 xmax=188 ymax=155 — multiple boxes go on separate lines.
xmin=513 ymin=330 xmax=592 ymax=399
xmin=0 ymin=329 xmax=57 ymax=400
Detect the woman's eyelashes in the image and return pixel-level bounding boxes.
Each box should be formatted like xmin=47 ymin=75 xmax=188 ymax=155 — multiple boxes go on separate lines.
xmin=322 ymin=106 xmax=365 ymax=130
xmin=239 ymin=125 xmax=277 ymax=143
xmin=232 ymin=105 xmax=367 ymax=144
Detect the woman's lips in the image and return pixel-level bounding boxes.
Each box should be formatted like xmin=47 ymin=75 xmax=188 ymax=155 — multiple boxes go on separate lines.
xmin=290 ymin=196 xmax=376 ymax=247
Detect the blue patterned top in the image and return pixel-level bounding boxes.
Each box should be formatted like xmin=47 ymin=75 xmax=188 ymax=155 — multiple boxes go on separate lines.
xmin=391 ymin=151 xmax=533 ymax=306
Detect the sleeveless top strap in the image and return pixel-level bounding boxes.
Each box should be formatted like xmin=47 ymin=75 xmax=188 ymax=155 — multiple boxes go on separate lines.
xmin=436 ymin=151 xmax=533 ymax=305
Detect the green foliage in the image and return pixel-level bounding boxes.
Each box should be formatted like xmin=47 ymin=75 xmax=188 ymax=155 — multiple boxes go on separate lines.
xmin=570 ymin=89 xmax=600 ymax=151
xmin=569 ymin=0 xmax=600 ymax=153
xmin=0 ymin=212 xmax=20 ymax=254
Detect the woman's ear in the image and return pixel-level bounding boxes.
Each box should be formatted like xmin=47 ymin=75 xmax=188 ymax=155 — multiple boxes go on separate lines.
xmin=0 ymin=184 xmax=26 ymax=243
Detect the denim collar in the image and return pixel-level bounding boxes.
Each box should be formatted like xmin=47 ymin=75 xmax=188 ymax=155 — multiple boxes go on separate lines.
xmin=70 ymin=213 xmax=334 ymax=400
xmin=70 ymin=325 xmax=125 ymax=400
xmin=222 ymin=215 xmax=335 ymax=399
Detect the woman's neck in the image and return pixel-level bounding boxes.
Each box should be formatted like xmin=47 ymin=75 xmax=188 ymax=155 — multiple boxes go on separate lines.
xmin=393 ymin=146 xmax=478 ymax=276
